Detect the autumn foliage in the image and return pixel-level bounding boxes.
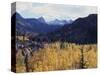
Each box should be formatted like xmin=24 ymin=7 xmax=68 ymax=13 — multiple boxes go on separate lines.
xmin=16 ymin=42 xmax=97 ymax=72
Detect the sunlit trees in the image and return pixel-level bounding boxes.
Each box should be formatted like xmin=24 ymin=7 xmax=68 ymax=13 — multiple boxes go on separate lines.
xmin=16 ymin=42 xmax=97 ymax=72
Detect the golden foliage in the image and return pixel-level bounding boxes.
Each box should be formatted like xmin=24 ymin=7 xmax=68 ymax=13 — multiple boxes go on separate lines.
xmin=16 ymin=42 xmax=97 ymax=72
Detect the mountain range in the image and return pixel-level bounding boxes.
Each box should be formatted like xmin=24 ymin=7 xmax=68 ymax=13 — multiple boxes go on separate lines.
xmin=12 ymin=12 xmax=97 ymax=44
xmin=47 ymin=19 xmax=73 ymax=26
xmin=12 ymin=12 xmax=71 ymax=34
xmin=34 ymin=14 xmax=97 ymax=44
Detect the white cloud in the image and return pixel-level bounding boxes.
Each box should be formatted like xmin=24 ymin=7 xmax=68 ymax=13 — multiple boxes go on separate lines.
xmin=16 ymin=2 xmax=97 ymax=21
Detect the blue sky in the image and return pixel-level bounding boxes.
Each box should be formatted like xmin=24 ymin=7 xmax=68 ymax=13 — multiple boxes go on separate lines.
xmin=16 ymin=2 xmax=97 ymax=21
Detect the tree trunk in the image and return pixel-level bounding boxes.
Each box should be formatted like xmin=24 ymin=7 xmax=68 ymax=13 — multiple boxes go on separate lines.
xmin=80 ymin=46 xmax=84 ymax=69
xmin=23 ymin=33 xmax=30 ymax=72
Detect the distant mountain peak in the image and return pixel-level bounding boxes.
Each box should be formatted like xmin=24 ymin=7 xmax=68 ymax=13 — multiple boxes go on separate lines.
xmin=38 ymin=17 xmax=46 ymax=23
xmin=47 ymin=19 xmax=73 ymax=26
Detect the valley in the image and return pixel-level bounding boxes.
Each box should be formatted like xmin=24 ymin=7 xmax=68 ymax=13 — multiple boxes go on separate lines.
xmin=12 ymin=12 xmax=97 ymax=72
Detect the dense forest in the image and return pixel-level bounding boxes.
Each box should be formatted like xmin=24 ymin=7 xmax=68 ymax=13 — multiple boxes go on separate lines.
xmin=16 ymin=42 xmax=97 ymax=72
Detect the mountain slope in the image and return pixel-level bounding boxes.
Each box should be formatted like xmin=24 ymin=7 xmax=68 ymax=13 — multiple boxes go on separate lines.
xmin=12 ymin=12 xmax=62 ymax=34
xmin=35 ymin=14 xmax=97 ymax=44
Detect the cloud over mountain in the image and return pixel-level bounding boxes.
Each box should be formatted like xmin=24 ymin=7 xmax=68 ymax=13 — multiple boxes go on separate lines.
xmin=16 ymin=2 xmax=97 ymax=21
